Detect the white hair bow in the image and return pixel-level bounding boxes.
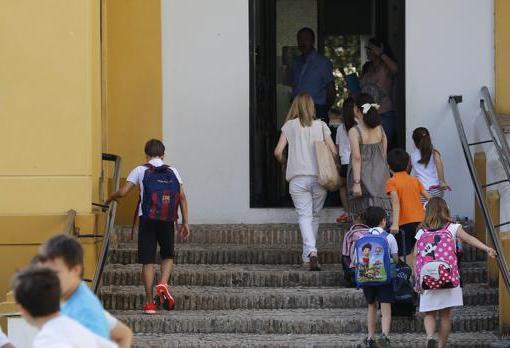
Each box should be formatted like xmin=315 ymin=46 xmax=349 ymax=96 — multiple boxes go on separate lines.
xmin=361 ymin=103 xmax=380 ymax=114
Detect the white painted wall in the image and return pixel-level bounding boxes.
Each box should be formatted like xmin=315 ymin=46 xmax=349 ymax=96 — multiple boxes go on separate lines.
xmin=162 ymin=0 xmax=337 ymax=223
xmin=162 ymin=0 xmax=494 ymax=223
xmin=406 ymin=0 xmax=494 ymax=218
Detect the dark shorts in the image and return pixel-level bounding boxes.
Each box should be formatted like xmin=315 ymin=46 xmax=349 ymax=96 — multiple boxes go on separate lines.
xmin=396 ymin=222 xmax=420 ymax=256
xmin=138 ymin=217 xmax=175 ymax=264
xmin=362 ymin=283 xmax=395 ymax=304
xmin=339 ymin=164 xmax=348 ymax=178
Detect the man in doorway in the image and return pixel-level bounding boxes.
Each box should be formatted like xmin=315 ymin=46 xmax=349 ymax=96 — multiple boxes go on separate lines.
xmin=288 ymin=27 xmax=336 ymax=124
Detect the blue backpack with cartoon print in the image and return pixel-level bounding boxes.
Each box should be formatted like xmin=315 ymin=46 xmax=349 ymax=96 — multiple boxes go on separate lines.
xmin=354 ymin=230 xmax=392 ymax=287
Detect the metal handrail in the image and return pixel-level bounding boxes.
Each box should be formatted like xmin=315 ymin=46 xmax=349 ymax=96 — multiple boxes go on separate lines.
xmin=449 ymin=95 xmax=510 ymax=294
xmin=63 ymin=209 xmax=77 ymax=236
xmin=480 ymin=86 xmax=510 ymax=182
xmin=91 ymin=153 xmax=121 ymax=294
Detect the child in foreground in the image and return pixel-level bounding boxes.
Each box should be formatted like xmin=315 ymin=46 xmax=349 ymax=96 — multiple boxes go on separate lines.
xmin=360 ymin=206 xmax=399 ymax=348
xmin=414 ymin=198 xmax=496 ymax=348
xmin=12 ymin=266 xmax=117 ymax=348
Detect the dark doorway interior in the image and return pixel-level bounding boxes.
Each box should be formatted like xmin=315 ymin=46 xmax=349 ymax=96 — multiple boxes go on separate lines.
xmin=250 ymin=0 xmax=406 ymax=208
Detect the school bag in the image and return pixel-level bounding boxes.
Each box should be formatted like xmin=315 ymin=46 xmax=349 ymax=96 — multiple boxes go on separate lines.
xmin=415 ymin=223 xmax=461 ymax=290
xmin=391 ymin=229 xmax=417 ymax=317
xmin=341 ymin=224 xmax=369 ymax=285
xmin=354 ymin=229 xmax=392 ymax=287
xmin=131 ymin=163 xmax=181 ymax=239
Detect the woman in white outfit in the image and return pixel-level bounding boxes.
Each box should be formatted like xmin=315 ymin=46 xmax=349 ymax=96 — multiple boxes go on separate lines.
xmin=274 ymin=93 xmax=338 ymax=270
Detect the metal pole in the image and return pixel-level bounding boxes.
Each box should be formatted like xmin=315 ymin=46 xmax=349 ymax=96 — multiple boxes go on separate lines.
xmin=449 ymin=96 xmax=510 ymax=294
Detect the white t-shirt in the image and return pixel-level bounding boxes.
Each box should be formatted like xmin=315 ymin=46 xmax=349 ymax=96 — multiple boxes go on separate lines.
xmin=335 ymin=123 xmax=351 ymax=165
xmin=281 ymin=119 xmax=331 ymax=181
xmin=370 ymin=227 xmax=398 ymax=255
xmin=126 ymin=158 xmax=183 ymax=216
xmin=33 ymin=315 xmax=118 ymax=348
xmin=0 ymin=328 xmax=10 ymax=348
xmin=410 ymin=149 xmax=440 ymax=189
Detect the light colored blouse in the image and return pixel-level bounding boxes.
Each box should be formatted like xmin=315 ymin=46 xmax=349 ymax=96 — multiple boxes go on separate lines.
xmin=282 ymin=119 xmax=331 ymax=181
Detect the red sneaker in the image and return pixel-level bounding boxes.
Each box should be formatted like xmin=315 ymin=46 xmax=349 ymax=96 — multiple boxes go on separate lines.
xmin=143 ymin=302 xmax=157 ymax=315
xmin=155 ymin=283 xmax=175 ymax=310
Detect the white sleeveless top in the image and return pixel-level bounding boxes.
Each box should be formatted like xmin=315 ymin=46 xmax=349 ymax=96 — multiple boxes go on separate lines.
xmin=411 ymin=149 xmax=439 ymax=190
xmin=281 ymin=119 xmax=331 ymax=181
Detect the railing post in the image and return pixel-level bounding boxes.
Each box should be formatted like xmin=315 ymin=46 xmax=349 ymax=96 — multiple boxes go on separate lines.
xmin=474 ymin=152 xmax=487 ymax=241
xmin=500 ymin=233 xmax=510 ymax=334
xmin=487 ymin=190 xmax=500 ymax=286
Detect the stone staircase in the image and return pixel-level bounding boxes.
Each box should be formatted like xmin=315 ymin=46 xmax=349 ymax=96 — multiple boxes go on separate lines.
xmin=99 ymin=224 xmax=501 ymax=347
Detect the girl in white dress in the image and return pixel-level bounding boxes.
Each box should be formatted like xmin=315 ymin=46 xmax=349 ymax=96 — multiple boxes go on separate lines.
xmin=414 ymin=198 xmax=496 ymax=348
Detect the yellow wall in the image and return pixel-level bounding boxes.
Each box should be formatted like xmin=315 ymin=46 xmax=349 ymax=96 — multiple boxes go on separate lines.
xmin=495 ymin=0 xmax=510 ymax=114
xmin=0 ymin=0 xmax=102 ymax=306
xmin=102 ymin=0 xmax=162 ymax=223
xmin=0 ymin=0 xmax=101 ymax=214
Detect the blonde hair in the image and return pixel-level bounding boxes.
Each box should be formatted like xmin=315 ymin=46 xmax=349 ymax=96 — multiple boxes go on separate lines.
xmin=285 ymin=93 xmax=316 ymax=127
xmin=422 ymin=197 xmax=453 ymax=230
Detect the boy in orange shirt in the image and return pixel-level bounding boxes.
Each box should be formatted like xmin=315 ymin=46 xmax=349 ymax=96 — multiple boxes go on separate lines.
xmin=386 ymin=149 xmax=431 ymax=265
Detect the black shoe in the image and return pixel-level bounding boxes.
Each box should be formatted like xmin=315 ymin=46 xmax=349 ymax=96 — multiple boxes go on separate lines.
xmin=378 ymin=334 xmax=391 ymax=348
xmin=363 ymin=337 xmax=376 ymax=348
xmin=426 ymin=337 xmax=438 ymax=348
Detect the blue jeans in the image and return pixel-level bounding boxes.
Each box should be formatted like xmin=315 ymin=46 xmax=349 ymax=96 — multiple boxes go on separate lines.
xmin=379 ymin=111 xmax=395 ymax=142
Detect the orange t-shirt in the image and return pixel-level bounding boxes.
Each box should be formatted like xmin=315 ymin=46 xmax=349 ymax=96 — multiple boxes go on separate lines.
xmin=385 ymin=171 xmax=425 ymax=225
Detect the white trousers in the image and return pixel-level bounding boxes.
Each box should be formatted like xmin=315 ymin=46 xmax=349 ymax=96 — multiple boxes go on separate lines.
xmin=289 ymin=175 xmax=328 ymax=262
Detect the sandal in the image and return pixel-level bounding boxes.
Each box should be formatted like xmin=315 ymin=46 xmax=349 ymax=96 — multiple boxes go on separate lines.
xmin=336 ymin=213 xmax=350 ymax=224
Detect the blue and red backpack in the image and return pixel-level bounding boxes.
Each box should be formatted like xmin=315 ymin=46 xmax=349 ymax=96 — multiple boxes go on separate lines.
xmin=131 ymin=163 xmax=181 ymax=239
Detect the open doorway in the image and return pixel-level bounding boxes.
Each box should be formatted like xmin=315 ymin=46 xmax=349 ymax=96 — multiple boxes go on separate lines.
xmin=250 ymin=0 xmax=405 ymax=208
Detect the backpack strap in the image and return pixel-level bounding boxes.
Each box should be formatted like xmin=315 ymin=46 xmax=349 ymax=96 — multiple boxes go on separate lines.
xmin=131 ymin=196 xmax=140 ymax=241
xmin=130 ymin=163 xmax=155 ymax=240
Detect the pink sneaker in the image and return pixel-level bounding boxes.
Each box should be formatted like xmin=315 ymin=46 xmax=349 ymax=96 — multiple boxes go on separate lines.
xmin=155 ymin=283 xmax=175 ymax=310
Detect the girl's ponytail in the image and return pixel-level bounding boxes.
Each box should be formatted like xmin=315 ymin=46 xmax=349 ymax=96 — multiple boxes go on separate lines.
xmin=412 ymin=127 xmax=433 ymax=166
xmin=355 ymin=93 xmax=381 ymax=129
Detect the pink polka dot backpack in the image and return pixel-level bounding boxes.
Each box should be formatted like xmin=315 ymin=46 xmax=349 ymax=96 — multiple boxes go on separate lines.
xmin=415 ymin=223 xmax=461 ymax=290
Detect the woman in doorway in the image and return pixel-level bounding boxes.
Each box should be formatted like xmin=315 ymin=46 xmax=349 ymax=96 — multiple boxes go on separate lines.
xmin=360 ymin=38 xmax=398 ymax=148
xmin=347 ymin=93 xmax=391 ymax=220
xmin=274 ymin=93 xmax=338 ymax=271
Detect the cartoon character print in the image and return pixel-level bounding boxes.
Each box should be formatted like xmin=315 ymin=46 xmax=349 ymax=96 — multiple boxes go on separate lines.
xmin=420 ymin=235 xmax=441 ymax=260
xmin=416 ymin=230 xmax=460 ymax=290
xmin=359 ymin=243 xmax=372 ymax=277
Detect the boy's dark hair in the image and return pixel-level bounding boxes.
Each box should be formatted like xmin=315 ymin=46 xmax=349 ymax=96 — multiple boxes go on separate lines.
xmin=39 ymin=234 xmax=84 ymax=270
xmin=362 ymin=243 xmax=372 ymax=251
xmin=364 ymin=206 xmax=386 ymax=228
xmin=387 ymin=148 xmax=410 ymax=172
xmin=355 ymin=93 xmax=380 ymax=129
xmin=144 ymin=139 xmax=165 ymax=157
xmin=12 ymin=266 xmax=61 ymax=317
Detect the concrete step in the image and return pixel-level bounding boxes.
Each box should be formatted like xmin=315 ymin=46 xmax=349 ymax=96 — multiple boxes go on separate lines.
xmin=102 ymin=263 xmax=488 ymax=287
xmin=132 ymin=332 xmax=502 ymax=348
xmin=99 ymin=284 xmax=497 ymax=311
xmin=102 ymin=264 xmax=345 ymax=288
xmin=109 ymin=243 xmax=487 ymax=265
xmin=113 ymin=224 xmax=346 ymax=245
xmin=113 ymin=306 xmax=498 ymax=335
